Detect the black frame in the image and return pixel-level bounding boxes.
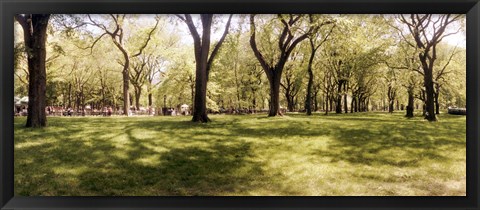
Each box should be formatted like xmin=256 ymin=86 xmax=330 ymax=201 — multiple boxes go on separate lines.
xmin=1 ymin=0 xmax=479 ymax=209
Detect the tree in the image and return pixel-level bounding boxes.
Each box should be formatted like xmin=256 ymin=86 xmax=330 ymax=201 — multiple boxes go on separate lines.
xmin=280 ymin=51 xmax=304 ymax=112
xmin=350 ymin=62 xmax=378 ymax=113
xmin=321 ymin=24 xmax=355 ymax=114
xmin=250 ymin=14 xmax=312 ymax=116
xmin=157 ymin=44 xmax=196 ymax=112
xmin=242 ymin=64 xmax=264 ymax=112
xmin=71 ymin=60 xmax=94 ymax=115
xmin=384 ymin=26 xmax=422 ymax=118
xmin=432 ymin=44 xmax=460 ymax=114
xmin=393 ymin=48 xmax=422 ymax=118
xmin=435 ymin=45 xmax=466 ymax=109
xmin=175 ymin=14 xmax=233 ymax=122
xmin=327 ymin=51 xmax=351 ymax=114
xmin=142 ymin=27 xmax=180 ymax=111
xmin=385 ymin=67 xmax=398 ymax=113
xmin=215 ymin=28 xmax=243 ymax=110
xmin=214 ymin=23 xmax=267 ymax=112
xmin=15 ymin=14 xmax=465 ymax=121
xmin=321 ymin=15 xmax=391 ymax=114
xmin=15 ymin=14 xmax=51 ymax=128
xmin=397 ymin=14 xmax=462 ymax=121
xmin=321 ymin=66 xmax=336 ymax=114
xmin=83 ymin=14 xmax=159 ymax=115
xmin=130 ymin=55 xmax=149 ymax=110
xmin=305 ymin=15 xmax=335 ymax=115
xmin=146 ymin=55 xmax=165 ymax=109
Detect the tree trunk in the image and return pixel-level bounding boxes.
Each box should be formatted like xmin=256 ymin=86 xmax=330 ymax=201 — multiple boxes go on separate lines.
xmin=191 ymin=15 xmax=213 ymax=122
xmin=406 ymin=88 xmax=414 ymax=118
xmin=148 ymin=93 xmax=153 ymax=107
xmin=388 ymin=100 xmax=394 ymax=113
xmin=122 ymin=67 xmax=130 ymax=115
xmin=355 ymin=96 xmax=359 ymax=112
xmin=268 ymin=73 xmax=282 ymax=116
xmin=113 ymin=96 xmax=116 ymax=112
xmin=134 ymin=87 xmax=141 ymax=110
xmin=129 ymin=93 xmax=133 ymax=109
xmin=306 ymin=76 xmax=313 ymax=115
xmin=361 ymin=98 xmax=368 ymax=112
xmin=75 ymin=91 xmax=80 ymax=112
xmin=62 ymin=87 xmax=67 ymax=109
xmin=335 ymin=81 xmax=343 ymax=114
xmin=252 ymin=90 xmax=257 ymax=111
xmin=286 ymin=94 xmax=295 ymax=112
xmin=192 ymin=65 xmax=209 ymax=122
xmin=330 ymin=97 xmax=334 ymax=112
xmin=190 ymin=83 xmax=195 ymax=106
xmin=325 ymin=92 xmax=329 ymax=115
xmin=110 ymin=35 xmax=131 ymax=116
xmin=434 ymin=84 xmax=440 ymax=115
xmin=305 ymin=46 xmax=316 ymax=116
xmin=388 ymin=85 xmax=394 ymax=113
xmin=81 ymin=87 xmax=85 ymax=116
xmin=16 ymin=15 xmax=50 ymax=127
xmin=234 ymin=60 xmax=241 ymax=110
xmin=343 ymin=82 xmax=348 ymax=113
xmin=68 ymin=83 xmax=72 ymax=108
xmin=423 ymin=70 xmax=436 ymax=121
xmin=286 ymin=92 xmax=292 ymax=112
xmin=102 ymin=87 xmax=106 ymax=108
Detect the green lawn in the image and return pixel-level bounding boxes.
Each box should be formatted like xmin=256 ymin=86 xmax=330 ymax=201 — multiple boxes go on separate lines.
xmin=14 ymin=112 xmax=466 ymax=196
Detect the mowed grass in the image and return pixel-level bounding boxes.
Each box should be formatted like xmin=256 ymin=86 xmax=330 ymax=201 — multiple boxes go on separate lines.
xmin=14 ymin=112 xmax=466 ymax=196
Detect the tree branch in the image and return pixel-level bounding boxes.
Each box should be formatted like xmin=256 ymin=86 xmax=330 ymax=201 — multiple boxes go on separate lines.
xmin=249 ymin=14 xmax=273 ymax=79
xmin=435 ymin=45 xmax=458 ymax=81
xmin=207 ymin=14 xmax=233 ymax=76
xmin=183 ymin=14 xmax=202 ymax=49
xmin=131 ymin=17 xmax=161 ymax=57
xmin=74 ymin=32 xmax=108 ymax=54
xmin=14 ymin=14 xmax=29 ymax=33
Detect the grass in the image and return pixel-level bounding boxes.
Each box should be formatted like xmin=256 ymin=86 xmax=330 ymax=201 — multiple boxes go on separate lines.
xmin=14 ymin=111 xmax=466 ymax=196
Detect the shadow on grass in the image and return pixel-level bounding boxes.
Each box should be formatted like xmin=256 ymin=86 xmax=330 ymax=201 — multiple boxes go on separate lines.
xmin=14 ymin=118 xmax=296 ymax=196
xmin=311 ymin=119 xmax=464 ymax=168
xmin=75 ymin=141 xmax=275 ymax=195
xmin=13 ymin=113 xmax=465 ymax=195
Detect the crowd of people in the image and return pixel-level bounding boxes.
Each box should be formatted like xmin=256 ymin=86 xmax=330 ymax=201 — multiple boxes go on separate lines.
xmin=43 ymin=106 xmax=114 ymax=116
xmin=15 ymin=105 xmax=281 ymax=117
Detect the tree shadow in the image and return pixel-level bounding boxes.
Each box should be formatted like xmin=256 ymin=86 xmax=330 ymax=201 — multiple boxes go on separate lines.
xmin=15 ymin=118 xmax=297 ymax=195
xmin=311 ymin=121 xmax=463 ymax=168
xmin=73 ymin=139 xmax=295 ymax=195
xmin=14 ymin=114 xmax=465 ymax=196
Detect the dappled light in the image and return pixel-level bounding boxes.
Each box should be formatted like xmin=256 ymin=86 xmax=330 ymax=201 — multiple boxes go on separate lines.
xmin=14 ymin=112 xmax=465 ymax=196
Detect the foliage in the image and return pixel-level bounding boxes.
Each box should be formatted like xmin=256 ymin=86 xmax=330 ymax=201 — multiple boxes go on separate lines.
xmin=13 ymin=14 xmax=466 ymax=116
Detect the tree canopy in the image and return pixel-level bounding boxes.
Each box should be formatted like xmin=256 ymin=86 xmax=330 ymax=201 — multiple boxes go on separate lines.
xmin=14 ymin=14 xmax=466 ymax=124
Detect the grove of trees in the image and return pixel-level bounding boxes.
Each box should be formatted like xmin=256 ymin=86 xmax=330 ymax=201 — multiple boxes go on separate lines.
xmin=14 ymin=14 xmax=466 ymax=126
